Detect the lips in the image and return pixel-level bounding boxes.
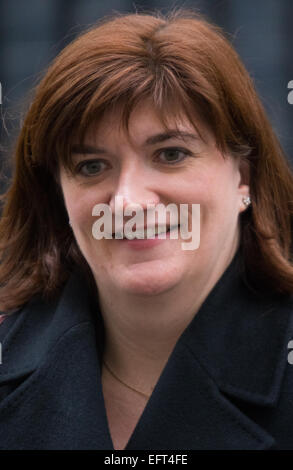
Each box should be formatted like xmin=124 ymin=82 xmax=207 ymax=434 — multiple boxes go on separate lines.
xmin=112 ymin=225 xmax=179 ymax=239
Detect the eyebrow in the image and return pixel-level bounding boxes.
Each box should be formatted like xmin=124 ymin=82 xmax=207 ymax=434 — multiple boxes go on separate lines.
xmin=71 ymin=130 xmax=199 ymax=155
xmin=145 ymin=130 xmax=199 ymax=145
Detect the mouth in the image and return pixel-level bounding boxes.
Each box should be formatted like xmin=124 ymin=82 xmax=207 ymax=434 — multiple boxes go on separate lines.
xmin=112 ymin=225 xmax=179 ymax=239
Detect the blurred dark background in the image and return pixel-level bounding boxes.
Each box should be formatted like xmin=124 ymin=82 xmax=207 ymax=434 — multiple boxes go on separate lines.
xmin=1 ymin=0 xmax=293 ymax=182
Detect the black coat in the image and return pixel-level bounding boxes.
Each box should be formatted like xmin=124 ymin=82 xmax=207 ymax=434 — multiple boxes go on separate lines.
xmin=0 ymin=250 xmax=293 ymax=450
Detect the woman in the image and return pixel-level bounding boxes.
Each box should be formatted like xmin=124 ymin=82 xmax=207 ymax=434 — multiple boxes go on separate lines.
xmin=0 ymin=8 xmax=293 ymax=450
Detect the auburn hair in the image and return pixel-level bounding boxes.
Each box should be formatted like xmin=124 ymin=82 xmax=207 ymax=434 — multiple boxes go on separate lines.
xmin=0 ymin=7 xmax=293 ymax=312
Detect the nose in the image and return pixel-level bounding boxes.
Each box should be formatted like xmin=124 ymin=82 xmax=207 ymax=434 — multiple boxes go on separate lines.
xmin=108 ymin=164 xmax=160 ymax=215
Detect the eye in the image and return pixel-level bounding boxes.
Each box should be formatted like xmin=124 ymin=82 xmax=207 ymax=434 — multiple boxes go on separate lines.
xmin=156 ymin=147 xmax=192 ymax=165
xmin=76 ymin=160 xmax=107 ymax=176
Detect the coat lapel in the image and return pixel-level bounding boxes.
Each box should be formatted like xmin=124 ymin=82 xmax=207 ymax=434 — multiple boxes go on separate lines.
xmin=0 ymin=268 xmax=113 ymax=449
xmin=125 ymin=250 xmax=293 ymax=450
xmin=125 ymin=339 xmax=275 ymax=450
xmin=0 ymin=249 xmax=291 ymax=449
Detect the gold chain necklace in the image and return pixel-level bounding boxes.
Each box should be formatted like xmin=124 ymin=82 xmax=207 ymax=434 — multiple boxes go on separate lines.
xmin=103 ymin=360 xmax=151 ymax=399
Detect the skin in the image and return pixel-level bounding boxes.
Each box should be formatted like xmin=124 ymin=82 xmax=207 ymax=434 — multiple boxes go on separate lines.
xmin=59 ymin=99 xmax=250 ymax=398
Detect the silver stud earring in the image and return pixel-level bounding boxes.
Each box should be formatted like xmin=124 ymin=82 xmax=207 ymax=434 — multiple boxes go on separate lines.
xmin=69 ymin=220 xmax=72 ymax=227
xmin=242 ymin=196 xmax=251 ymax=208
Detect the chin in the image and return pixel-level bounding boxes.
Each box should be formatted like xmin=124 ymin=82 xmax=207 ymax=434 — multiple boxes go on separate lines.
xmin=115 ymin=268 xmax=181 ymax=296
xmin=121 ymin=282 xmax=176 ymax=297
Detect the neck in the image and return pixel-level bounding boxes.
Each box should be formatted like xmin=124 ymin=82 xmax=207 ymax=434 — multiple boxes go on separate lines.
xmin=96 ymin=248 xmax=238 ymax=394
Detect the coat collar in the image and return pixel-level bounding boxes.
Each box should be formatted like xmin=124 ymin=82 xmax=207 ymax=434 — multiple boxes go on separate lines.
xmin=178 ymin=248 xmax=293 ymax=407
xmin=0 ymin=266 xmax=99 ymax=382
xmin=0 ymin=248 xmax=291 ymax=405
xmin=0 ymin=249 xmax=292 ymax=449
xmin=125 ymin=249 xmax=293 ymax=450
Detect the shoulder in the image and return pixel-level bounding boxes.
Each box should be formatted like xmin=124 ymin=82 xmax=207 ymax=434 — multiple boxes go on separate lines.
xmin=0 ymin=267 xmax=101 ymax=375
xmin=0 ymin=270 xmax=105 ymax=450
xmin=268 ymin=297 xmax=293 ymax=448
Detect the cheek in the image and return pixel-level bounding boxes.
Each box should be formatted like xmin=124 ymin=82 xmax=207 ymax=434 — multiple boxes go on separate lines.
xmin=63 ymin=185 xmax=103 ymax=227
xmin=65 ymin=187 xmax=109 ymax=258
xmin=182 ymin=166 xmax=240 ymax=230
xmin=178 ymin=169 xmax=218 ymax=212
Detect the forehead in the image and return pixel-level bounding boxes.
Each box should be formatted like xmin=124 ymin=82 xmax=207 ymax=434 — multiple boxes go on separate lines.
xmin=82 ymin=99 xmax=212 ymax=148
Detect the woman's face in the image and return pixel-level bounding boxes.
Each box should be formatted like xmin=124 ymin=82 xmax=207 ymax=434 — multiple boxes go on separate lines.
xmin=59 ymin=100 xmax=249 ymax=296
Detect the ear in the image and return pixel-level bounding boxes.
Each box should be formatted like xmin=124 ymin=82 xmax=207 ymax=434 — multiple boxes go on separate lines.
xmin=238 ymin=158 xmax=250 ymax=213
xmin=239 ymin=157 xmax=250 ymax=186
